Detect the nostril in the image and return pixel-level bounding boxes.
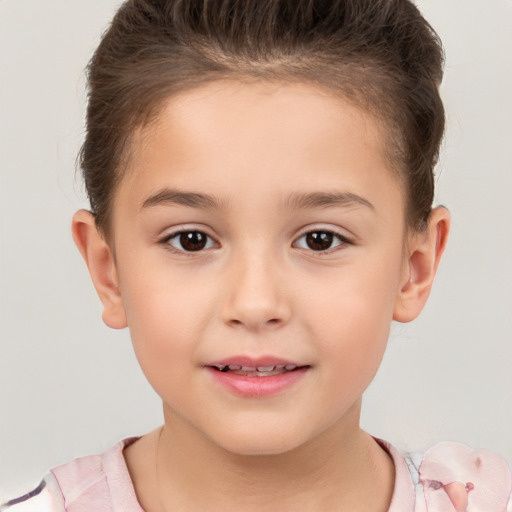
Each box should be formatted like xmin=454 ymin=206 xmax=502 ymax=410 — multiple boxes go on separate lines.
xmin=226 ymin=315 xmax=285 ymax=330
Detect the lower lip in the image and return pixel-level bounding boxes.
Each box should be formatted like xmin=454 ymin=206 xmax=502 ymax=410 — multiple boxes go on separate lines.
xmin=206 ymin=367 xmax=309 ymax=398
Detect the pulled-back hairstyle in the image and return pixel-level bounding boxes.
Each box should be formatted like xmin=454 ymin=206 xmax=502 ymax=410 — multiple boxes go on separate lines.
xmin=81 ymin=0 xmax=444 ymax=236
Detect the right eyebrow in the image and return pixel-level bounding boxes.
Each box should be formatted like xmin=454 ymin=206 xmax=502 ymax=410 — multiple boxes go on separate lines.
xmin=141 ymin=188 xmax=223 ymax=210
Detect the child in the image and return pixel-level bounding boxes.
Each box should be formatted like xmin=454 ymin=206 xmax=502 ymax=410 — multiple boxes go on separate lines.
xmin=2 ymin=0 xmax=511 ymax=511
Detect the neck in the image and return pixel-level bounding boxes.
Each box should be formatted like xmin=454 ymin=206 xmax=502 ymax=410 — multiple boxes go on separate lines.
xmin=143 ymin=402 xmax=394 ymax=512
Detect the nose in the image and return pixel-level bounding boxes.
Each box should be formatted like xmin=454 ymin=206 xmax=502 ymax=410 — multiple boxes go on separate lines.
xmin=221 ymin=249 xmax=291 ymax=331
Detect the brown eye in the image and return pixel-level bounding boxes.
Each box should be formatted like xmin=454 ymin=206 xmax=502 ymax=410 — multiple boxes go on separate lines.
xmin=306 ymin=232 xmax=333 ymax=250
xmin=295 ymin=230 xmax=347 ymax=252
xmin=167 ymin=231 xmax=215 ymax=252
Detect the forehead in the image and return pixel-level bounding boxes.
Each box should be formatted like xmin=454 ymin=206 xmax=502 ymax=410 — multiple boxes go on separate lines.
xmin=117 ymin=80 xmax=403 ymax=215
xmin=147 ymin=80 xmax=384 ymax=155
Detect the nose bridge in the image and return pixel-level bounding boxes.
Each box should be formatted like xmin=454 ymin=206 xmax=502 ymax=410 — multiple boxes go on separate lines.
xmin=222 ymin=238 xmax=289 ymax=330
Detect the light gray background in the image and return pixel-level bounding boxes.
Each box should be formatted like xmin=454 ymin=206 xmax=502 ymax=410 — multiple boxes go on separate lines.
xmin=1 ymin=0 xmax=511 ymax=500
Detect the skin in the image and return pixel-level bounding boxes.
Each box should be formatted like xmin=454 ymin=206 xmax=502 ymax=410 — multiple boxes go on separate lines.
xmin=73 ymin=81 xmax=450 ymax=511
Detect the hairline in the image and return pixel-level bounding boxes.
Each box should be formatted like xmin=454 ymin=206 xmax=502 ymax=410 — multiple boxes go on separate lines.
xmin=97 ymin=74 xmax=410 ymax=240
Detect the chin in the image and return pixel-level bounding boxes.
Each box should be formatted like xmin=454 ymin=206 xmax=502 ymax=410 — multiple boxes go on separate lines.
xmin=206 ymin=421 xmax=315 ymax=457
xmin=220 ymin=437 xmax=302 ymax=457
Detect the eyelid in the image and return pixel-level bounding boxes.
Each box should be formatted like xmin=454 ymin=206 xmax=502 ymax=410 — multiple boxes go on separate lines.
xmin=294 ymin=223 xmax=354 ymax=240
xmin=158 ymin=223 xmax=216 ymax=240
xmin=292 ymin=226 xmax=354 ymax=253
xmin=156 ymin=224 xmax=353 ymax=255
xmin=158 ymin=225 xmax=220 ymax=254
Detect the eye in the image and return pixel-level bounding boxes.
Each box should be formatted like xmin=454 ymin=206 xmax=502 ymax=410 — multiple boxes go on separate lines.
xmin=294 ymin=230 xmax=348 ymax=252
xmin=164 ymin=230 xmax=217 ymax=252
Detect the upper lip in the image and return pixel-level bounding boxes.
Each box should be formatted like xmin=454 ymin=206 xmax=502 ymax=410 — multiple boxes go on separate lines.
xmin=204 ymin=356 xmax=307 ymax=368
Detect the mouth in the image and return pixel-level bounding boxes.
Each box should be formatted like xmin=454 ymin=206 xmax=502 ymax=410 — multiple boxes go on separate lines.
xmin=209 ymin=363 xmax=305 ymax=377
xmin=204 ymin=357 xmax=310 ymax=397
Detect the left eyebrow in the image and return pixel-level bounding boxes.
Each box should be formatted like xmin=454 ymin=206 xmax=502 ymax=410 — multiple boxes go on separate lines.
xmin=141 ymin=188 xmax=223 ymax=210
xmin=283 ymin=191 xmax=374 ymax=211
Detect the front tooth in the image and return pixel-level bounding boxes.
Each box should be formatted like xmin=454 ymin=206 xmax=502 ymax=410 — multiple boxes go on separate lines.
xmin=285 ymin=365 xmax=297 ymax=371
xmin=216 ymin=364 xmax=227 ymax=371
xmin=257 ymin=366 xmax=275 ymax=372
xmin=241 ymin=366 xmax=256 ymax=372
xmin=228 ymin=365 xmax=241 ymax=370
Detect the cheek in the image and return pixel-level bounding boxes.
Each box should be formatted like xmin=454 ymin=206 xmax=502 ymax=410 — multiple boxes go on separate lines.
xmin=116 ymin=259 xmax=218 ymax=380
xmin=305 ymin=251 xmax=404 ymax=382
xmin=122 ymin=290 xmax=214 ymax=409
xmin=306 ymin=250 xmax=403 ymax=329
xmin=311 ymin=303 xmax=390 ymax=407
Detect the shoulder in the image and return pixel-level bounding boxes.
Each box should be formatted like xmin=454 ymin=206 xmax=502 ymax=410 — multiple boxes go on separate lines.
xmin=51 ymin=437 xmax=143 ymax=512
xmin=0 ymin=473 xmax=65 ymax=512
xmin=403 ymin=441 xmax=512 ymax=512
xmin=1 ymin=438 xmax=143 ymax=512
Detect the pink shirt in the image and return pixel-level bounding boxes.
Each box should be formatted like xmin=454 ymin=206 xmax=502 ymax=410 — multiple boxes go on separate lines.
xmin=3 ymin=438 xmax=512 ymax=511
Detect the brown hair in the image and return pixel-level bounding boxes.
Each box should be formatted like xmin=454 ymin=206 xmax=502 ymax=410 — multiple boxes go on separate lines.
xmin=81 ymin=0 xmax=445 ymax=236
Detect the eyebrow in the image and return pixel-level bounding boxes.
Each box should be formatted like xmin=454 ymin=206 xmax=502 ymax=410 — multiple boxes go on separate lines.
xmin=141 ymin=189 xmax=222 ymax=210
xmin=283 ymin=191 xmax=374 ymax=211
xmin=141 ymin=188 xmax=374 ymax=211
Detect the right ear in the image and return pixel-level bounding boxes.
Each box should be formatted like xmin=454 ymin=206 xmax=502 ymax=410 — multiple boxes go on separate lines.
xmin=72 ymin=210 xmax=127 ymax=329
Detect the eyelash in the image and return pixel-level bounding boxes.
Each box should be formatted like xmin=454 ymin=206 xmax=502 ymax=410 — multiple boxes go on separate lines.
xmin=160 ymin=230 xmax=218 ymax=255
xmin=159 ymin=229 xmax=351 ymax=255
xmin=294 ymin=230 xmax=351 ymax=254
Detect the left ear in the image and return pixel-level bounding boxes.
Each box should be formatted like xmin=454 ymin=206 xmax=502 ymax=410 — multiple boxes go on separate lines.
xmin=393 ymin=206 xmax=450 ymax=323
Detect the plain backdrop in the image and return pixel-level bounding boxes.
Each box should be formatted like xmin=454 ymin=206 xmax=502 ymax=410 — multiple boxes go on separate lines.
xmin=1 ymin=0 xmax=511 ymax=501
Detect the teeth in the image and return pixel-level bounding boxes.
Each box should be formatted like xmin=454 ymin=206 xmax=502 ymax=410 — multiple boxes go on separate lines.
xmin=212 ymin=363 xmax=300 ymax=374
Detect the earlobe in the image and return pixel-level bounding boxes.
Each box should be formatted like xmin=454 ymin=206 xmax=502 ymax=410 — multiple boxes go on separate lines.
xmin=393 ymin=207 xmax=450 ymax=323
xmin=71 ymin=210 xmax=127 ymax=329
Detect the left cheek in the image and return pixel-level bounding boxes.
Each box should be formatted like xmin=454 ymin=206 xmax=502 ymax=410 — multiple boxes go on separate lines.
xmin=319 ymin=325 xmax=388 ymax=409
xmin=311 ymin=279 xmax=396 ymax=372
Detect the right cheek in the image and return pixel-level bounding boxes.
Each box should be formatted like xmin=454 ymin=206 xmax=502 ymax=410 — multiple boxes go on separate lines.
xmin=125 ymin=290 xmax=204 ymax=353
xmin=120 ymin=259 xmax=222 ymax=345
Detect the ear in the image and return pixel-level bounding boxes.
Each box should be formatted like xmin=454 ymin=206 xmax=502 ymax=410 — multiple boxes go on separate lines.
xmin=72 ymin=210 xmax=127 ymax=329
xmin=393 ymin=206 xmax=450 ymax=323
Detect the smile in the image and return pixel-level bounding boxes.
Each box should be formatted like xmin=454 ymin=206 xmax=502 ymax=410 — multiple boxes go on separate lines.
xmin=211 ymin=364 xmax=300 ymax=376
xmin=205 ymin=357 xmax=310 ymax=398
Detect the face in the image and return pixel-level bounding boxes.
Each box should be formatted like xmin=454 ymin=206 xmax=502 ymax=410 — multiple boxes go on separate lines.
xmin=109 ymin=81 xmax=410 ymax=455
